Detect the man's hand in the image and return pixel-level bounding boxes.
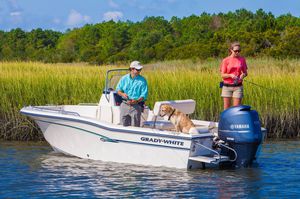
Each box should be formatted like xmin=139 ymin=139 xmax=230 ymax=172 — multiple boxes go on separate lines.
xmin=118 ymin=91 xmax=128 ymax=99
xmin=122 ymin=93 xmax=128 ymax=99
xmin=127 ymin=99 xmax=138 ymax=105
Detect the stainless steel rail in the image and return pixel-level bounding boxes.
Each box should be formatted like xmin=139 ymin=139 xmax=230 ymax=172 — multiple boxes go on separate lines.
xmin=193 ymin=140 xmax=222 ymax=163
xmin=31 ymin=106 xmax=80 ymax=116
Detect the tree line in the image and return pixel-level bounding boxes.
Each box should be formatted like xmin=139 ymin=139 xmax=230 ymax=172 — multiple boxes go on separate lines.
xmin=1 ymin=9 xmax=300 ymax=64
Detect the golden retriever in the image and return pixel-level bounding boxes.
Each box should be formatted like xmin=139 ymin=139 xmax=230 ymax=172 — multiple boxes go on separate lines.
xmin=159 ymin=104 xmax=198 ymax=134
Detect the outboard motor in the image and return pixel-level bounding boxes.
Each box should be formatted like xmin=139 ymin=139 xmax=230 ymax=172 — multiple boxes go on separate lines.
xmin=218 ymin=105 xmax=263 ymax=167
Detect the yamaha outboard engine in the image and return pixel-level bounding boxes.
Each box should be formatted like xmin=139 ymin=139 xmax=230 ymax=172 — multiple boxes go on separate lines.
xmin=218 ymin=105 xmax=263 ymax=167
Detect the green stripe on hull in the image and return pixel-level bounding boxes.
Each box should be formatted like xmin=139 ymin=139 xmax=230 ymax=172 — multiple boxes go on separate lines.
xmin=37 ymin=119 xmax=117 ymax=143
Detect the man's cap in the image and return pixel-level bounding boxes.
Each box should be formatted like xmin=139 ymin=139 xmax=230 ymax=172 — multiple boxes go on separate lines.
xmin=130 ymin=61 xmax=143 ymax=70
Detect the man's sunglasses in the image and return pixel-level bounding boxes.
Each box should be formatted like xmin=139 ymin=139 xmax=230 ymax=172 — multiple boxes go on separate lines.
xmin=233 ymin=49 xmax=241 ymax=53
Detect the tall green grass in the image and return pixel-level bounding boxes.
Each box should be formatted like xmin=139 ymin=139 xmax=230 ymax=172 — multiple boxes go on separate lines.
xmin=1 ymin=58 xmax=300 ymax=140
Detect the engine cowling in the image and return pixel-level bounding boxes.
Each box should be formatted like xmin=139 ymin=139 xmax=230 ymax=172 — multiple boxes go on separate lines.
xmin=218 ymin=105 xmax=263 ymax=167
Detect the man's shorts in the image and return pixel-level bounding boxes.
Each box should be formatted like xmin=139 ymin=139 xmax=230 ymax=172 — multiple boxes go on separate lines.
xmin=120 ymin=102 xmax=142 ymax=127
xmin=221 ymin=86 xmax=244 ymax=99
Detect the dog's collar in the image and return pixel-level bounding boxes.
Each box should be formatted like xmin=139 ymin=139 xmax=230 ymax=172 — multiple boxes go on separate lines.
xmin=160 ymin=113 xmax=166 ymax=117
xmin=168 ymin=109 xmax=176 ymax=120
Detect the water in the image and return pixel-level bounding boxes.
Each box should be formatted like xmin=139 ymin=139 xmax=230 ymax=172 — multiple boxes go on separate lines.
xmin=0 ymin=140 xmax=299 ymax=198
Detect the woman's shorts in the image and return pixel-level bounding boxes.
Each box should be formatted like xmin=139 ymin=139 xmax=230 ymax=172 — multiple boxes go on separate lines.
xmin=221 ymin=86 xmax=243 ymax=99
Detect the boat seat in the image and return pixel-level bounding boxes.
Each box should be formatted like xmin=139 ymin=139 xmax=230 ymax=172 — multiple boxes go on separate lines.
xmin=144 ymin=99 xmax=196 ymax=130
xmin=147 ymin=99 xmax=196 ymax=121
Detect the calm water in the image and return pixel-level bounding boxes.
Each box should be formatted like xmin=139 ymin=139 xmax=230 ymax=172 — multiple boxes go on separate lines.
xmin=0 ymin=140 xmax=299 ymax=198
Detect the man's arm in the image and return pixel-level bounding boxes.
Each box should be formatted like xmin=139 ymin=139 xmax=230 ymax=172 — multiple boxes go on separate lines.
xmin=139 ymin=79 xmax=148 ymax=101
xmin=117 ymin=90 xmax=128 ymax=99
xmin=116 ymin=76 xmax=128 ymax=99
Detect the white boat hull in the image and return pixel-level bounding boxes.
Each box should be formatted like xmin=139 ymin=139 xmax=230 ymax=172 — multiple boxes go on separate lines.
xmin=22 ymin=107 xmax=215 ymax=169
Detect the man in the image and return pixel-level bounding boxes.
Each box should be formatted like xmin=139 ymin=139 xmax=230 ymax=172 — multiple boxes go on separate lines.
xmin=116 ymin=61 xmax=148 ymax=127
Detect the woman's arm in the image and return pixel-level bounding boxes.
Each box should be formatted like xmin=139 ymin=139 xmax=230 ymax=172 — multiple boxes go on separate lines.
xmin=221 ymin=73 xmax=236 ymax=79
xmin=240 ymin=58 xmax=248 ymax=79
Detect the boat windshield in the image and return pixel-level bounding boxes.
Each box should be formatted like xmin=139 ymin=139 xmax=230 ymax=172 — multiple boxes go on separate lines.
xmin=105 ymin=69 xmax=128 ymax=91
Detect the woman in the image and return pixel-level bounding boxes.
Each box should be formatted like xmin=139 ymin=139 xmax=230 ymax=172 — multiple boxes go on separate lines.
xmin=220 ymin=42 xmax=247 ymax=110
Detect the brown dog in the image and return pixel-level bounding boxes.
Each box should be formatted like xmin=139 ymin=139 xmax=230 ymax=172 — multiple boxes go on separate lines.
xmin=159 ymin=104 xmax=198 ymax=134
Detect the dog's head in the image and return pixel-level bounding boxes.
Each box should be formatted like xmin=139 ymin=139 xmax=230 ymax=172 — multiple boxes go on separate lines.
xmin=159 ymin=104 xmax=175 ymax=117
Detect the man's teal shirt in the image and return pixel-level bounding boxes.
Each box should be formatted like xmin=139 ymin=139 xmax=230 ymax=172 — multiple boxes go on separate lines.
xmin=116 ymin=74 xmax=148 ymax=101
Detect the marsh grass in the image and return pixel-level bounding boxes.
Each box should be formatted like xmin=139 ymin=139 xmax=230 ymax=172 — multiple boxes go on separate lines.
xmin=1 ymin=58 xmax=300 ymax=140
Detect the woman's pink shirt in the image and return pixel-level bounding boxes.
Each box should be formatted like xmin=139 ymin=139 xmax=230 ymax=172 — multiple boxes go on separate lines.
xmin=220 ymin=56 xmax=247 ymax=84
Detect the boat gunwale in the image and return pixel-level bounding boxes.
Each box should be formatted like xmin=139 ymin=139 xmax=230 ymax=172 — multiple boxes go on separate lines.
xmin=20 ymin=106 xmax=213 ymax=141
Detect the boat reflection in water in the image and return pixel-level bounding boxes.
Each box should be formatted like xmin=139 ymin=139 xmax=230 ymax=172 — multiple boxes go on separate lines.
xmin=39 ymin=152 xmax=263 ymax=198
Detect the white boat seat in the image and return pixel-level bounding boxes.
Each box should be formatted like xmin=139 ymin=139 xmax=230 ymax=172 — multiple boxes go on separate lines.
xmin=147 ymin=99 xmax=196 ymax=122
xmin=152 ymin=99 xmax=196 ymax=116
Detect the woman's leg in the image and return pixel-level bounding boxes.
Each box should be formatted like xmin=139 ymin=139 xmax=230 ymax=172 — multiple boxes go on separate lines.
xmin=232 ymin=86 xmax=243 ymax=106
xmin=223 ymin=97 xmax=232 ymax=110
xmin=233 ymin=98 xmax=242 ymax=106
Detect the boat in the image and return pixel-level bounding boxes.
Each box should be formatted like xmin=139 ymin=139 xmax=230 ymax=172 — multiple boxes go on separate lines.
xmin=20 ymin=69 xmax=265 ymax=169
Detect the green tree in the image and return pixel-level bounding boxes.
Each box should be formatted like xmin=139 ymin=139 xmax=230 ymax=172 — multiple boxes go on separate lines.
xmin=2 ymin=28 xmax=26 ymax=60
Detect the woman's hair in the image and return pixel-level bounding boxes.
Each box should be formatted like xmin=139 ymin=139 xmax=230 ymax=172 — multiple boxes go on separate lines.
xmin=228 ymin=41 xmax=240 ymax=55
